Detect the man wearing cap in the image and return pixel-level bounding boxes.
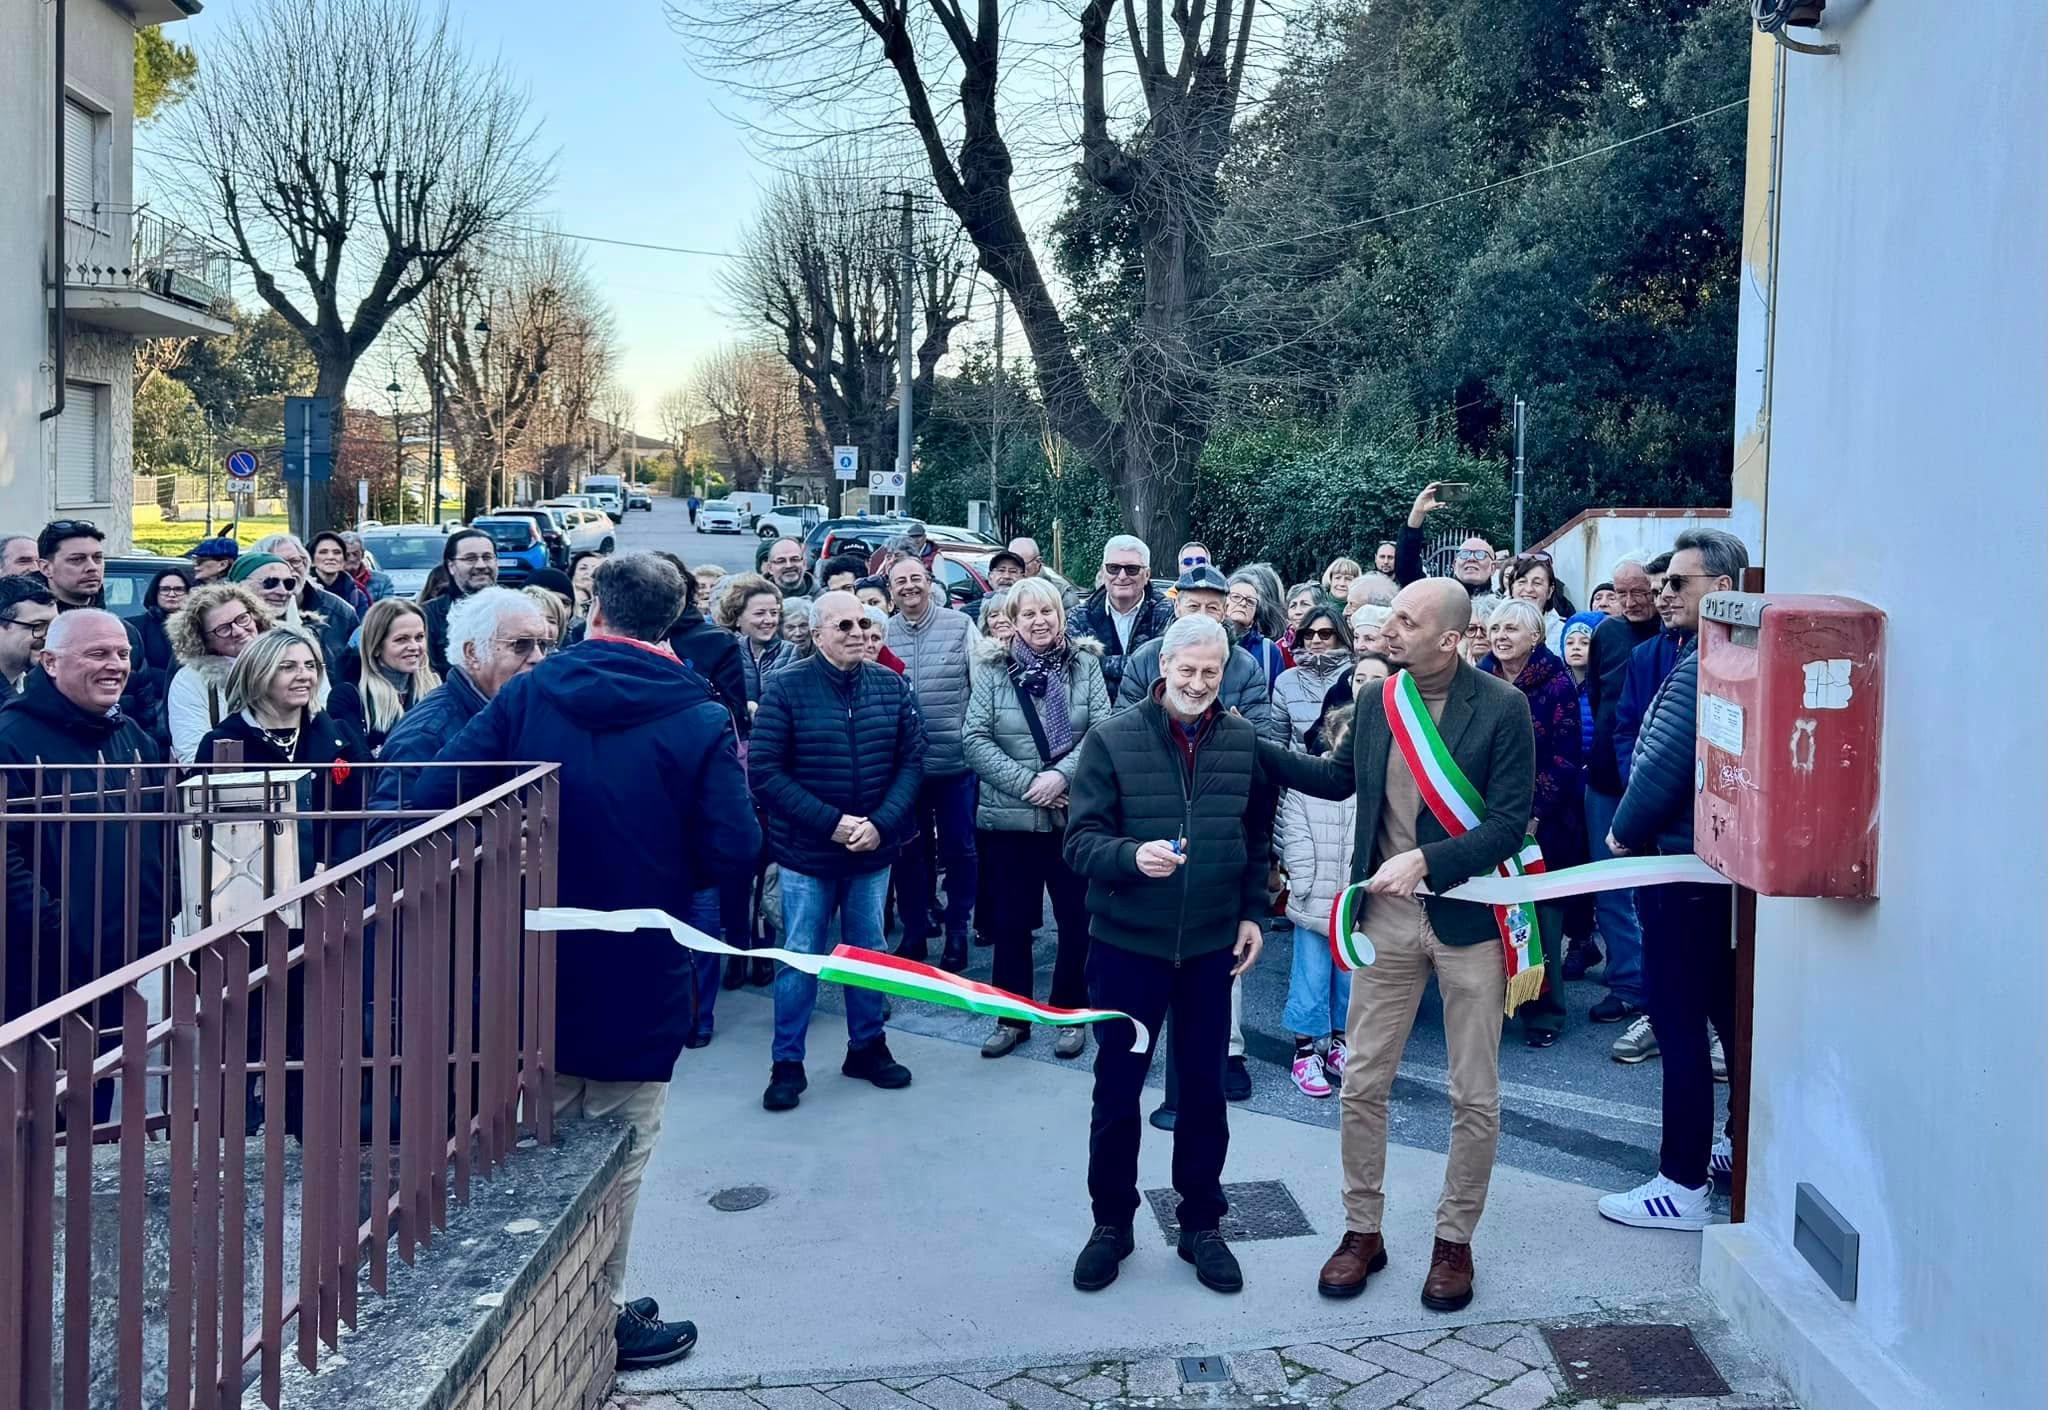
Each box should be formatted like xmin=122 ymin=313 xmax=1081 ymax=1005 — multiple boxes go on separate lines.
xmin=973 ymin=548 xmax=1027 ymax=626
xmin=899 ymin=522 xmax=940 ymax=572
xmin=1113 ymin=567 xmax=1287 ymax=745
xmin=191 ymin=537 xmax=240 ymax=582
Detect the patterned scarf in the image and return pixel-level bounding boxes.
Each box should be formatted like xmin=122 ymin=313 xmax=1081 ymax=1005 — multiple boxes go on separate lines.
xmin=1009 ymin=637 xmax=1076 ymax=759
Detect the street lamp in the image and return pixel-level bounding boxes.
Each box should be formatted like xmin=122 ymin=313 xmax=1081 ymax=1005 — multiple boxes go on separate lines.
xmin=385 ymin=379 xmax=403 ymax=523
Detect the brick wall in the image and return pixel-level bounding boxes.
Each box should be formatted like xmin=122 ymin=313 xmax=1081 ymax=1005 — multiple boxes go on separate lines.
xmin=449 ymin=1165 xmax=623 ymax=1410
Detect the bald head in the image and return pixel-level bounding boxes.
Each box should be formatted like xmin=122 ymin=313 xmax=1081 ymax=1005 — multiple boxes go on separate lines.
xmin=1379 ymin=579 xmax=1469 ymax=680
xmin=811 ymin=590 xmax=867 ymax=668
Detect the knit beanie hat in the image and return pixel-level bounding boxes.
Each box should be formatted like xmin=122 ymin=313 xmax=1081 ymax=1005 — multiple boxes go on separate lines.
xmin=227 ymin=552 xmax=284 ymax=584
xmin=1563 ymin=610 xmax=1604 ymax=642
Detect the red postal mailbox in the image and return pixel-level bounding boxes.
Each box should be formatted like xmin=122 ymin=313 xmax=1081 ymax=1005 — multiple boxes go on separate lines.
xmin=1694 ymin=593 xmax=1885 ymax=898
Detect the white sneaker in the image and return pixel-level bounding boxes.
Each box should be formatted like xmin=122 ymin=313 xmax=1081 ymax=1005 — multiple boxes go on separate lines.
xmin=1611 ymin=1013 xmax=1660 ymax=1063
xmin=1710 ymin=1135 xmax=1734 ymax=1182
xmin=1290 ymin=1050 xmax=1332 ymax=1098
xmin=1598 ymin=1173 xmax=1716 ymax=1231
xmin=1711 ymin=1034 xmax=1728 ymax=1083
xmin=1323 ymin=1037 xmax=1349 ymax=1082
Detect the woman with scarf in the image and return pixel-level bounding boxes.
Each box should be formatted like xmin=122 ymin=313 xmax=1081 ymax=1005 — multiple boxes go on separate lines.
xmin=961 ymin=577 xmax=1112 ymax=1060
xmin=1271 ymin=605 xmax=1354 ymax=749
xmin=1280 ymin=581 xmax=1321 ymax=653
xmin=328 ymin=599 xmax=442 ymax=754
xmin=1481 ymin=597 xmax=1586 ymax=1047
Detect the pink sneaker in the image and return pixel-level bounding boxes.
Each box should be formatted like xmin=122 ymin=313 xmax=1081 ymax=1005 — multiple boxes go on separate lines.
xmin=1324 ymin=1038 xmax=1349 ymax=1081
xmin=1291 ymin=1050 xmax=1332 ymax=1098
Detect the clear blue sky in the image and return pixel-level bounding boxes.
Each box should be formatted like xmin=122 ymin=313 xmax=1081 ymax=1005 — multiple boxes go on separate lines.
xmin=170 ymin=0 xmax=766 ymax=430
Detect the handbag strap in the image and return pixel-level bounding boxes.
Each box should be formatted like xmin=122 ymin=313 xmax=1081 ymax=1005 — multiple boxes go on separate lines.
xmin=1013 ymin=685 xmax=1057 ymax=767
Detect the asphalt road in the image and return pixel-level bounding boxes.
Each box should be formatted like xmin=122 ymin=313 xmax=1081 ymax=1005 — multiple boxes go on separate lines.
xmin=621 ymin=490 xmax=1716 ymax=1203
xmin=613 ymin=494 xmax=765 ymax=573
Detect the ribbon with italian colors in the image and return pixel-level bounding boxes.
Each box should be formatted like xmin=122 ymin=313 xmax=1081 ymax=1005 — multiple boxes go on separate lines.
xmin=1383 ymin=670 xmax=1548 ymax=1013
xmin=523 ymin=906 xmax=1151 ymax=1050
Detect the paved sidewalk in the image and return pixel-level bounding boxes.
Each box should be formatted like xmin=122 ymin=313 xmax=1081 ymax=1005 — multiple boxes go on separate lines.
xmin=612 ymin=1294 xmax=1796 ymax=1410
xmin=616 ymin=1000 xmax=1725 ymax=1396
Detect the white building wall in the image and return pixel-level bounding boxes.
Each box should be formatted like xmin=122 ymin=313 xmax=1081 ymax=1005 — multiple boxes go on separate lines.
xmin=0 ymin=0 xmax=144 ymax=548
xmin=1700 ymin=8 xmax=2048 ymax=1410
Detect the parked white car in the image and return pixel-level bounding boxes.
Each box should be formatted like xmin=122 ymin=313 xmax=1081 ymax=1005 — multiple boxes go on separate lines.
xmin=755 ymin=503 xmax=824 ymax=540
xmin=698 ymin=499 xmax=745 ymax=534
xmin=539 ymin=502 xmax=617 ymax=554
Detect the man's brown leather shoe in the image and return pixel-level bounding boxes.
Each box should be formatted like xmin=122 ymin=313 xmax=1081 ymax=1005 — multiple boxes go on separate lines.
xmin=1316 ymin=1231 xmax=1387 ymax=1299
xmin=1420 ymin=1236 xmax=1474 ymax=1311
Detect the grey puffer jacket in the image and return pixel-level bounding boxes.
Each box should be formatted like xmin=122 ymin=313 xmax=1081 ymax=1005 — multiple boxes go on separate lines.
xmin=1273 ymin=653 xmax=1353 ymax=749
xmin=886 ymin=604 xmax=977 ymax=776
xmin=1275 ymin=787 xmax=1357 ymax=935
xmin=1114 ymin=635 xmax=1289 ymax=745
xmin=1612 ymin=635 xmax=1700 ymax=857
xmin=961 ymin=634 xmax=1112 ymax=833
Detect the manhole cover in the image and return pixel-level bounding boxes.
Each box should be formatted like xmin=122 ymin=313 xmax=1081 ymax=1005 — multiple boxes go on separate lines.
xmin=1542 ymin=1324 xmax=1731 ymax=1398
xmin=708 ymin=1185 xmax=772 ymax=1212
xmin=1178 ymin=1355 xmax=1229 ymax=1383
xmin=1144 ymin=1180 xmax=1313 ymax=1244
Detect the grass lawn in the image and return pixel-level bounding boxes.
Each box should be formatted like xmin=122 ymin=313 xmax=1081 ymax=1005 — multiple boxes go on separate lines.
xmin=130 ymin=506 xmax=289 ymax=556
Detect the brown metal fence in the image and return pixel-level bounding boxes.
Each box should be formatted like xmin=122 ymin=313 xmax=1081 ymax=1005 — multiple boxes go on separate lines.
xmin=0 ymin=757 xmax=561 ymax=1409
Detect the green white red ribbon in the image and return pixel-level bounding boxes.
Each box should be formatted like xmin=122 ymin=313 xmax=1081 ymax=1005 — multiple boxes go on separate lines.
xmin=1383 ymin=671 xmax=1548 ymax=1011
xmin=523 ymin=906 xmax=1151 ymax=1050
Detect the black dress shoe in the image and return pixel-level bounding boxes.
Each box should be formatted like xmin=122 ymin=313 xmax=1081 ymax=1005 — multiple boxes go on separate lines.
xmin=1072 ymin=1224 xmax=1134 ymax=1291
xmin=1177 ymin=1229 xmax=1244 ymax=1293
xmin=895 ymin=939 xmax=930 ymax=964
xmin=721 ymin=956 xmax=747 ymax=991
xmin=1224 ymin=1055 xmax=1253 ymax=1101
xmin=748 ymin=957 xmax=775 ymax=987
xmin=682 ymin=1032 xmax=713 ymax=1050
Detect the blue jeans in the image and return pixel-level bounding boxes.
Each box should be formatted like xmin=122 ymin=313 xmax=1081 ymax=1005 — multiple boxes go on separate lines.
xmin=895 ymin=772 xmax=978 ymax=948
xmin=686 ymin=888 xmax=723 ymax=1041
xmin=773 ymin=868 xmax=889 ymax=1064
xmin=1282 ymin=923 xmax=1353 ymax=1038
xmin=1583 ymin=787 xmax=1646 ymax=1006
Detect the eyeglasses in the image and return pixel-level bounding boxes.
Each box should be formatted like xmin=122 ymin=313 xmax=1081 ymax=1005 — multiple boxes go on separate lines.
xmin=451 ymin=553 xmax=496 ymax=568
xmin=1302 ymin=626 xmax=1340 ymax=642
xmin=496 ymin=636 xmax=555 ymax=658
xmin=1661 ymin=574 xmax=1709 ymax=594
xmin=206 ymin=611 xmax=257 ymax=640
xmin=1103 ymin=563 xmax=1145 ymax=578
xmin=255 ymin=576 xmax=300 ymax=592
xmin=1179 ymin=554 xmax=1208 ymax=567
xmin=1614 ymin=587 xmax=1655 ymax=602
xmin=0 ymin=616 xmax=50 ymax=638
xmin=1454 ymin=549 xmax=1492 ymax=562
xmin=43 ymin=519 xmax=98 ymax=540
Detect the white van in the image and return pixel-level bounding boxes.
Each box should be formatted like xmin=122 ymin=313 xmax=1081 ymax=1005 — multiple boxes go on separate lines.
xmin=727 ymin=491 xmax=775 ymax=528
xmin=581 ymin=475 xmax=626 ymax=519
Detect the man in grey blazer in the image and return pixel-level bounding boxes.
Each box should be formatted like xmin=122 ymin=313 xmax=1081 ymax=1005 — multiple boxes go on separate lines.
xmin=1258 ymin=578 xmax=1535 ymax=1315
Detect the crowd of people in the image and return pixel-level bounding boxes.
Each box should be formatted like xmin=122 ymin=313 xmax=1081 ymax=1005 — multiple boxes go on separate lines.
xmin=0 ymin=493 xmax=1750 ymax=1368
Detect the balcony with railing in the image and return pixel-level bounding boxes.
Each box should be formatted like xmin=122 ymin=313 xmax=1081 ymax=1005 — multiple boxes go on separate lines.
xmin=57 ymin=203 xmax=235 ymax=339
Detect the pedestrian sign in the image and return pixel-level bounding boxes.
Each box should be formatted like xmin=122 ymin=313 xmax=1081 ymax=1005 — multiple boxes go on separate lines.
xmin=226 ymin=449 xmax=258 ymax=480
xmin=833 ymin=445 xmax=860 ymax=480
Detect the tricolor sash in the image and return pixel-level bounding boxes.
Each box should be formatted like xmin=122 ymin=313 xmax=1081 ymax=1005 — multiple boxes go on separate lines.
xmin=1338 ymin=670 xmax=1548 ymax=1014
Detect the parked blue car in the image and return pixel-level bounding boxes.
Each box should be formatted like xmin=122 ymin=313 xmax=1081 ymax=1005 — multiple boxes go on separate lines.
xmin=472 ymin=516 xmax=548 ymax=585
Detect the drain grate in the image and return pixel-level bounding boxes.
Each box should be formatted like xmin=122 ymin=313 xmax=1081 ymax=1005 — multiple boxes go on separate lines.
xmin=708 ymin=1185 xmax=772 ymax=1212
xmin=1144 ymin=1180 xmax=1313 ymax=1244
xmin=1177 ymin=1355 xmax=1229 ymax=1383
xmin=1542 ymin=1324 xmax=1731 ymax=1399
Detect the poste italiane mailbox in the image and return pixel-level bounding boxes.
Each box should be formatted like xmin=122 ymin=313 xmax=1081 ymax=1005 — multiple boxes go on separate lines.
xmin=1694 ymin=593 xmax=1885 ymax=898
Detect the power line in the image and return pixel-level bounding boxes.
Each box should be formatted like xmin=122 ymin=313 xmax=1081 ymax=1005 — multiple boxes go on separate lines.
xmin=498 ymin=225 xmax=739 ymax=259
xmin=1216 ymin=97 xmax=1750 ymax=258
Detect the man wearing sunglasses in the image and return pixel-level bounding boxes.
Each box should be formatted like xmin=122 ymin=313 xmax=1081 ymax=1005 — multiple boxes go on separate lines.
xmin=752 ymin=590 xmax=925 ymax=1113
xmin=418 ymin=554 xmax=758 ymax=1371
xmin=1395 ymin=484 xmax=1497 ymax=598
xmin=1078 ymin=535 xmax=1175 ymax=701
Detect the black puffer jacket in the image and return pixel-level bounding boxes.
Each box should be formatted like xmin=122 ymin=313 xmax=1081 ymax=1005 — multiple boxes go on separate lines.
xmin=1611 ymin=635 xmax=1699 ymax=857
xmin=1063 ymin=692 xmax=1273 ymax=963
xmin=750 ymin=653 xmax=926 ymax=879
xmin=1077 ymin=585 xmax=1174 ymax=702
xmin=665 ymin=606 xmax=749 ymax=735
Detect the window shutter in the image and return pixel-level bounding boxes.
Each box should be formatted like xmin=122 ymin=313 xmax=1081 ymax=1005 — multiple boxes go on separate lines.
xmin=56 ymin=384 xmax=106 ymax=505
xmin=63 ymin=100 xmax=99 ymax=211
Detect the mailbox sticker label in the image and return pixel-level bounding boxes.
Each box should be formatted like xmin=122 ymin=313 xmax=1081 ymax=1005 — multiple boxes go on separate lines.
xmin=1801 ymin=658 xmax=1854 ymax=709
xmin=1700 ymin=693 xmax=1745 ymax=756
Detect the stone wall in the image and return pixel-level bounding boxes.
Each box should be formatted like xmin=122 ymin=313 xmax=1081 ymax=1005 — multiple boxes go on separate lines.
xmin=452 ymin=1163 xmax=623 ymax=1410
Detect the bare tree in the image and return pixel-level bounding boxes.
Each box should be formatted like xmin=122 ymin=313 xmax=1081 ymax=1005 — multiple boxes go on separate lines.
xmin=692 ymin=344 xmax=810 ymax=494
xmin=655 ymin=385 xmax=699 ymax=495
xmin=167 ymin=0 xmax=549 ymax=529
xmin=726 ymin=153 xmax=974 ymax=514
xmin=674 ymin=0 xmax=1269 ymax=559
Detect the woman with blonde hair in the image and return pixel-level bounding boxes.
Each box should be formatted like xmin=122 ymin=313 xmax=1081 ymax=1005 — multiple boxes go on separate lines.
xmin=523 ymin=585 xmax=572 ymax=645
xmin=329 ymin=599 xmax=441 ymax=754
xmin=165 ymin=580 xmax=277 ymax=763
xmin=717 ymin=572 xmax=792 ymax=703
xmin=1321 ymin=555 xmax=1362 ymax=601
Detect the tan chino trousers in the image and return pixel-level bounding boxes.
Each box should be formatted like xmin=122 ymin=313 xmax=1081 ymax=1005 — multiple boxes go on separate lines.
xmin=554 ymin=1074 xmax=668 ymax=1302
xmin=1338 ymin=907 xmax=1506 ymax=1243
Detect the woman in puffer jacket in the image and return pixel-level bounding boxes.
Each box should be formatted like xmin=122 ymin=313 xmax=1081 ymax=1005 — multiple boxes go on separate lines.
xmin=960 ymin=577 xmax=1112 ymax=1062
xmin=1271 ymin=604 xmax=1353 ymax=749
xmin=1274 ymin=703 xmax=1358 ymax=1097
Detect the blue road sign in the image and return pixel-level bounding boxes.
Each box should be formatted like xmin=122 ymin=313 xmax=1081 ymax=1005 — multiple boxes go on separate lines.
xmin=284 ymin=395 xmax=337 ymax=481
xmin=226 ymin=449 xmax=258 ymax=480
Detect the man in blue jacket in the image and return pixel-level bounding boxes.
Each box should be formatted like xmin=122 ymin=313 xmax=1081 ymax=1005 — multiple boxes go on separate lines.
xmin=752 ymin=589 xmax=926 ymax=1112
xmin=1599 ymin=528 xmax=1748 ymax=1236
xmin=420 ymin=552 xmax=759 ymax=1371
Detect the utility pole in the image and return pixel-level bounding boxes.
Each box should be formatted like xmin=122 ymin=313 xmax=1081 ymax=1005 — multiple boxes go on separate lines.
xmin=1512 ymin=397 xmax=1527 ymax=554
xmin=990 ymin=285 xmax=1004 ymax=530
xmin=883 ymin=187 xmax=916 ymax=516
xmin=429 ymin=300 xmax=444 ymax=524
